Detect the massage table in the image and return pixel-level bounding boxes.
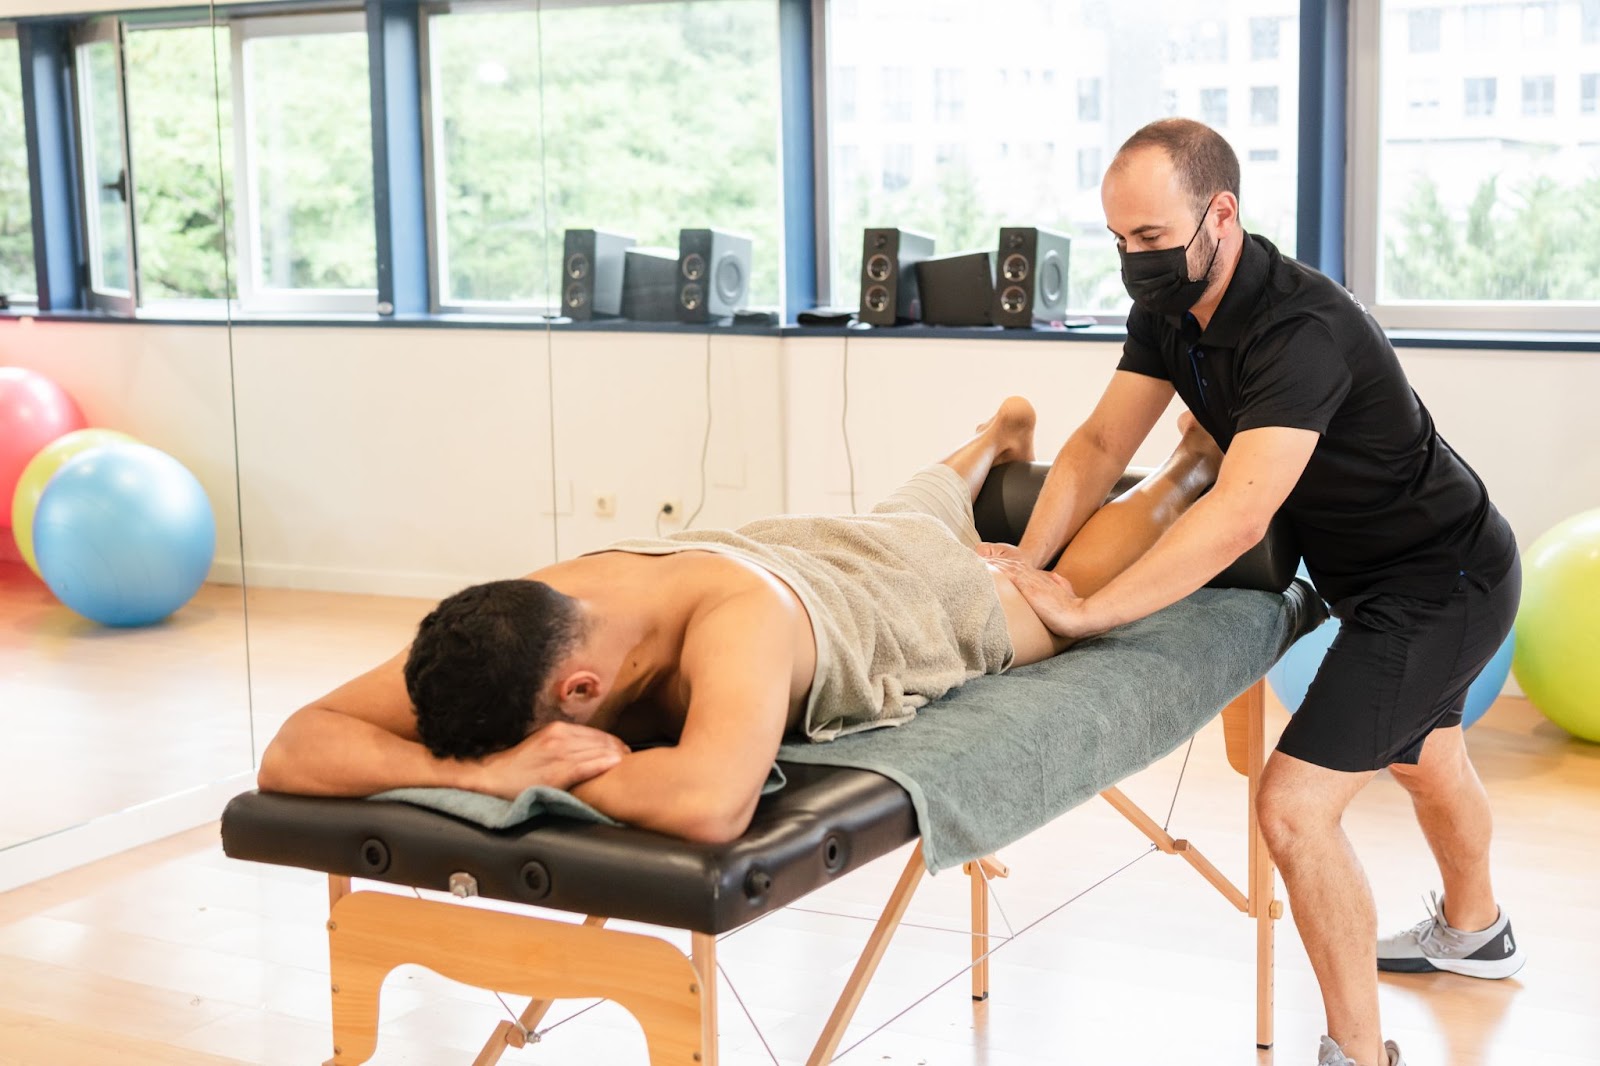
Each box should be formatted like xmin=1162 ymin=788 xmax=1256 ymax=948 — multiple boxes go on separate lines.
xmin=220 ymin=463 xmax=1324 ymax=1065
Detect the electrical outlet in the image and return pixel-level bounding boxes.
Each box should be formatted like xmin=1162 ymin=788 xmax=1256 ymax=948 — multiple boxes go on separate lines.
xmin=657 ymin=498 xmax=684 ymax=525
xmin=594 ymin=493 xmax=617 ymax=518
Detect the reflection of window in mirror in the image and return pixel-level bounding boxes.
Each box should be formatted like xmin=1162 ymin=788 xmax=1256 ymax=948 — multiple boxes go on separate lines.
xmin=0 ymin=25 xmax=36 ymax=307
xmin=124 ymin=23 xmax=234 ymax=311
xmin=231 ymin=13 xmax=377 ymax=313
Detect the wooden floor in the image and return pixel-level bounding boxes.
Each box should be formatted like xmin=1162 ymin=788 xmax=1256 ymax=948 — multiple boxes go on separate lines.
xmin=1 ymin=683 xmax=1596 ymax=1065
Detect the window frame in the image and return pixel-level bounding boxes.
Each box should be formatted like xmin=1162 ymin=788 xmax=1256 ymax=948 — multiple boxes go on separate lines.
xmin=418 ymin=0 xmax=551 ymax=316
xmin=1347 ymin=0 xmax=1600 ymax=331
xmin=71 ymin=17 xmax=139 ymax=315
xmin=229 ymin=10 xmax=378 ymax=315
xmin=0 ymin=22 xmax=38 ymax=308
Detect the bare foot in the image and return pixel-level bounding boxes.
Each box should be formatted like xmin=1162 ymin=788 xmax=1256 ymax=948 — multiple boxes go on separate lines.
xmin=1176 ymin=411 xmax=1223 ymax=470
xmin=981 ymin=396 xmax=1037 ymax=465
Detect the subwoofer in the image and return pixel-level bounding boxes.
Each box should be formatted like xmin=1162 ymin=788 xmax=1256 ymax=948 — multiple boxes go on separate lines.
xmin=914 ymin=251 xmax=995 ymax=327
xmin=858 ymin=227 xmax=936 ymax=326
xmin=677 ymin=228 xmax=753 ymax=323
xmin=621 ymin=247 xmax=681 ymax=322
xmin=561 ymin=229 xmax=635 ymax=320
xmin=991 ymin=227 xmax=1071 ymax=328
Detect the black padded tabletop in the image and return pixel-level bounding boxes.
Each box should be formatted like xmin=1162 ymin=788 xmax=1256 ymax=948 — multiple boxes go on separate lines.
xmin=222 ymin=759 xmax=916 ymax=936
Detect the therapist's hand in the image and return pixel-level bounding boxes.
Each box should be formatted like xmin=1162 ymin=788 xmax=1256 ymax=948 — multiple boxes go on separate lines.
xmin=991 ymin=560 xmax=1105 ymax=640
xmin=975 ymin=541 xmax=1027 ymax=563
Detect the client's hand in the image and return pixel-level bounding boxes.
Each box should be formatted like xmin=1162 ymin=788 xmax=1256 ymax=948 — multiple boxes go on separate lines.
xmin=991 ymin=560 xmax=1101 ymax=640
xmin=471 ymin=722 xmax=629 ymax=799
xmin=975 ymin=541 xmax=1027 ymax=563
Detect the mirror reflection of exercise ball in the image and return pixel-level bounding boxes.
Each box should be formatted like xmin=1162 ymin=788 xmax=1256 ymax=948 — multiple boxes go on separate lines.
xmin=33 ymin=443 xmax=216 ymax=627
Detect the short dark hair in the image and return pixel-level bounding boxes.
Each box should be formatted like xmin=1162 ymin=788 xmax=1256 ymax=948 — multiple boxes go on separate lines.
xmin=1113 ymin=118 xmax=1241 ymax=216
xmin=404 ymin=579 xmax=587 ymax=760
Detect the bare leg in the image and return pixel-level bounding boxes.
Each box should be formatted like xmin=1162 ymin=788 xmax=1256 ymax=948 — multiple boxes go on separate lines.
xmin=1259 ymin=752 xmax=1386 ymax=1066
xmin=937 ymin=395 xmax=1037 ymax=499
xmin=1051 ymin=412 xmax=1223 ymax=598
xmin=1387 ymin=726 xmax=1500 ymax=931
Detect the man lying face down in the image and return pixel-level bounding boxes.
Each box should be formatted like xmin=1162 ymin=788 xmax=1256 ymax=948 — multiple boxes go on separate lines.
xmin=257 ymin=397 xmax=1221 ymax=843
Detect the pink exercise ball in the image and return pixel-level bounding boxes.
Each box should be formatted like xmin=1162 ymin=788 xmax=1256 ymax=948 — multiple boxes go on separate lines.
xmin=0 ymin=367 xmax=87 ymax=529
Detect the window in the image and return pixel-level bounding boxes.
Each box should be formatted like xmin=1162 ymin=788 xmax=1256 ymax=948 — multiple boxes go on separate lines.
xmin=1585 ymin=0 xmax=1600 ymax=41
xmin=835 ymin=66 xmax=857 ymax=122
xmin=1077 ymin=77 xmax=1101 ymax=122
xmin=1408 ymin=8 xmax=1442 ymax=52
xmin=0 ymin=28 xmax=34 ymax=303
xmin=124 ymin=25 xmax=233 ymax=304
xmin=933 ymin=67 xmax=964 ymax=123
xmin=1463 ymin=4 xmax=1498 ymax=46
xmin=1250 ymin=86 xmax=1279 ymax=126
xmin=882 ymin=144 xmax=912 ymax=192
xmin=233 ymin=15 xmax=375 ymax=312
xmin=1174 ymin=19 xmax=1228 ymax=63
xmin=425 ymin=6 xmax=540 ymax=306
xmin=881 ymin=66 xmax=913 ymax=123
xmin=1076 ymin=146 xmax=1102 ymax=190
xmin=536 ymin=1 xmax=781 ymax=312
xmin=1248 ymin=148 xmax=1279 ymax=162
xmin=74 ymin=22 xmax=136 ymax=311
xmin=1522 ymin=75 xmax=1555 ymax=115
xmin=1522 ymin=1 xmax=1558 ymax=40
xmin=1406 ymin=78 xmax=1441 ymax=113
xmin=1250 ymin=17 xmax=1281 ymax=61
xmin=826 ymin=0 xmax=1299 ymax=316
xmin=1582 ymin=72 xmax=1598 ymax=113
xmin=1463 ymin=76 xmax=1497 ymax=117
xmin=1355 ymin=1 xmax=1600 ymax=326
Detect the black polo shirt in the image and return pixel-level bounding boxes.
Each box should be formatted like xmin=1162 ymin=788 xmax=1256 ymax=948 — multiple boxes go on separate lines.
xmin=1117 ymin=233 xmax=1515 ymax=608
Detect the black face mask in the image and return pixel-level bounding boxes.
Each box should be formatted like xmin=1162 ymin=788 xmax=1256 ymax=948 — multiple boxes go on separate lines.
xmin=1118 ymin=204 xmax=1220 ymax=316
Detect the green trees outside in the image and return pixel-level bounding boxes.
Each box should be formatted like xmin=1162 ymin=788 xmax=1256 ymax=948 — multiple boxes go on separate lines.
xmin=1 ymin=37 xmax=36 ymax=300
xmin=1384 ymin=172 xmax=1600 ymax=302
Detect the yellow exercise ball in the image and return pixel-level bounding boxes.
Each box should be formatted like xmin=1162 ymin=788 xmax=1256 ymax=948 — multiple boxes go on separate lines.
xmin=10 ymin=428 xmax=137 ymax=577
xmin=1513 ymin=508 xmax=1600 ymax=744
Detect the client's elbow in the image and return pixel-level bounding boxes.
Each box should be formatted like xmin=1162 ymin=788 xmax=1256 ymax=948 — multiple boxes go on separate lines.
xmin=671 ymin=794 xmax=757 ymax=845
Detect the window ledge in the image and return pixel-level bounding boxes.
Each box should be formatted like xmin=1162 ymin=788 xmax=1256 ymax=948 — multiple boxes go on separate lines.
xmin=4 ymin=308 xmax=1599 ymax=352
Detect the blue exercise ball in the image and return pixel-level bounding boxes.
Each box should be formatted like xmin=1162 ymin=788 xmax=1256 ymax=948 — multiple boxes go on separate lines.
xmin=1461 ymin=629 xmax=1515 ymax=728
xmin=33 ymin=442 xmax=216 ymax=627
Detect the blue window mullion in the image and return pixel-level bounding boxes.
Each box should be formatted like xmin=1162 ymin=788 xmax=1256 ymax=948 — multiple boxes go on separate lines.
xmin=778 ymin=0 xmax=818 ymax=321
xmin=18 ymin=20 xmax=84 ymax=311
xmin=1296 ymin=0 xmax=1348 ymax=283
xmin=366 ymin=0 xmax=428 ymax=315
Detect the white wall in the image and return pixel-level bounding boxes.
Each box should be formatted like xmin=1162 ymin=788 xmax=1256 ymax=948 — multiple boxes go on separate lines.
xmin=4 ymin=319 xmax=1594 ymax=598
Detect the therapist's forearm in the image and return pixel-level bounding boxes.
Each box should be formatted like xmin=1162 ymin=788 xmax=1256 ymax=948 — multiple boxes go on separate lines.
xmin=1079 ymin=491 xmax=1266 ymax=632
xmin=1017 ymin=429 xmax=1128 ymax=569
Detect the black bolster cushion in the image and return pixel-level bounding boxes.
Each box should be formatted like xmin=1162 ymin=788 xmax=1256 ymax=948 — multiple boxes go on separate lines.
xmin=972 ymin=461 xmax=1299 ymax=593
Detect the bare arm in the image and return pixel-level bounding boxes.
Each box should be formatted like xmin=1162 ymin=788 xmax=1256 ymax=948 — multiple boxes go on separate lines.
xmin=1001 ymin=426 xmax=1318 ymax=637
xmin=570 ymin=592 xmax=797 ymax=843
xmin=1014 ymin=372 xmax=1177 ymax=568
xmin=257 ymin=649 xmax=625 ymax=798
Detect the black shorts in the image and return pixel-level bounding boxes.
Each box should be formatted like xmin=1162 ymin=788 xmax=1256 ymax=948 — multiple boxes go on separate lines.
xmin=1277 ymin=556 xmax=1522 ymax=773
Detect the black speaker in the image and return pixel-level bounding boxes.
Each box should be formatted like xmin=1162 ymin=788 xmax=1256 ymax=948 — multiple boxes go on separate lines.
xmin=677 ymin=228 xmax=753 ymax=323
xmin=562 ymin=229 xmax=635 ymax=320
xmin=621 ymin=247 xmax=681 ymax=322
xmin=914 ymin=251 xmax=995 ymax=327
xmin=992 ymin=227 xmax=1071 ymax=328
xmin=858 ymin=227 xmax=936 ymax=326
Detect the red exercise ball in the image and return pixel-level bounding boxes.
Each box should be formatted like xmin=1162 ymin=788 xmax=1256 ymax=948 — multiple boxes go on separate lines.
xmin=0 ymin=367 xmax=88 ymax=528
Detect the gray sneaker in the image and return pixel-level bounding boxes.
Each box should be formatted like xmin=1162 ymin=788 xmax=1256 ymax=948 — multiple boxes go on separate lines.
xmin=1318 ymin=1035 xmax=1407 ymax=1066
xmin=1378 ymin=891 xmax=1525 ymax=979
